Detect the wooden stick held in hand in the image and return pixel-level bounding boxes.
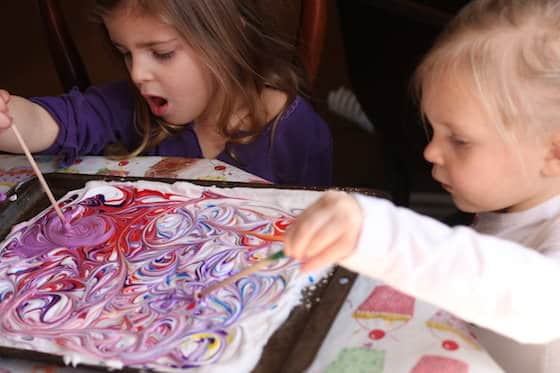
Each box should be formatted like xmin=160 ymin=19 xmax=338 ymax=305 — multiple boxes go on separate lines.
xmin=10 ymin=123 xmax=66 ymax=223
xmin=200 ymin=250 xmax=286 ymax=297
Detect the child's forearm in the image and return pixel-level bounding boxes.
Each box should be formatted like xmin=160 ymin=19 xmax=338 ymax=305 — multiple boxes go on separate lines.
xmin=343 ymin=194 xmax=560 ymax=344
xmin=0 ymin=96 xmax=59 ymax=153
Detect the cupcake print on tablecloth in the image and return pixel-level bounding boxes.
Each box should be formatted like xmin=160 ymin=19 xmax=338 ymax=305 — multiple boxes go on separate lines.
xmin=353 ymin=285 xmax=416 ymax=342
xmin=409 ymin=355 xmax=468 ymax=373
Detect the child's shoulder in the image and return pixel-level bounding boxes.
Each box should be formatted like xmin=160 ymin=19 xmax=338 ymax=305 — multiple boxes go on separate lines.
xmin=266 ymin=93 xmax=332 ymax=160
xmin=275 ymin=94 xmax=330 ymax=136
xmin=33 ymin=80 xmax=135 ymax=111
xmin=262 ymin=88 xmax=323 ymax=127
xmin=84 ymin=80 xmax=135 ymax=103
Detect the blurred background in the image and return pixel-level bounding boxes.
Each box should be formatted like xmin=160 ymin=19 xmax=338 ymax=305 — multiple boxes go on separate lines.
xmin=0 ymin=0 xmax=471 ymax=220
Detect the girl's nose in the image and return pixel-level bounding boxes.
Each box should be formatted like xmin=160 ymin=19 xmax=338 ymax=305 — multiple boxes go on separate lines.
xmin=423 ymin=137 xmax=443 ymax=165
xmin=129 ymin=58 xmax=153 ymax=84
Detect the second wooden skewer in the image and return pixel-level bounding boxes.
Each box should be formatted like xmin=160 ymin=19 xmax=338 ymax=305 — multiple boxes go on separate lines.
xmin=200 ymin=250 xmax=286 ymax=297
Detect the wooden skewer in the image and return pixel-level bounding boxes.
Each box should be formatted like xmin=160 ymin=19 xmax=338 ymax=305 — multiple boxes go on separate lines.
xmin=200 ymin=251 xmax=285 ymax=297
xmin=10 ymin=123 xmax=66 ymax=223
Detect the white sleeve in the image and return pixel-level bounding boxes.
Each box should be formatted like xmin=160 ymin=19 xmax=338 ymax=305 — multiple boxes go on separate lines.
xmin=340 ymin=194 xmax=560 ymax=344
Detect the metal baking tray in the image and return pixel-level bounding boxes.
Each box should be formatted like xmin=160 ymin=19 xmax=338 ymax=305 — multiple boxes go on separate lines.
xmin=0 ymin=173 xmax=384 ymax=372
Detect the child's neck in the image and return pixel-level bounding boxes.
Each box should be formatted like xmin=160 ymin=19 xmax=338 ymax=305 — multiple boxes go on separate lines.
xmin=193 ymin=123 xmax=227 ymax=159
xmin=193 ymin=88 xmax=288 ymax=158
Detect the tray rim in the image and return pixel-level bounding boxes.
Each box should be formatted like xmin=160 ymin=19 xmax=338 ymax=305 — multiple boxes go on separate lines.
xmin=6 ymin=171 xmax=387 ymax=195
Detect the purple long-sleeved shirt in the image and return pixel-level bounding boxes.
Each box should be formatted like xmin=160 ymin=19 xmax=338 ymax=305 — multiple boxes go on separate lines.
xmin=31 ymin=81 xmax=333 ymax=186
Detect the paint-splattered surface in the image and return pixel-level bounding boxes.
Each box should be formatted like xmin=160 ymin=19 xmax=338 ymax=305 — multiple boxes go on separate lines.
xmin=0 ymin=155 xmax=267 ymax=195
xmin=0 ymin=181 xmax=321 ymax=372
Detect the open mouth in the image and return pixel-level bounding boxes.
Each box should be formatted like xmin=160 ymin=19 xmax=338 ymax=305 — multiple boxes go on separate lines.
xmin=146 ymin=96 xmax=169 ymax=116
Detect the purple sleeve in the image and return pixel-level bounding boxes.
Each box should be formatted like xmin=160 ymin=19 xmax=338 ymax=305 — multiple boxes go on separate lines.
xmin=29 ymin=81 xmax=136 ymax=165
xmin=272 ymin=97 xmax=333 ymax=186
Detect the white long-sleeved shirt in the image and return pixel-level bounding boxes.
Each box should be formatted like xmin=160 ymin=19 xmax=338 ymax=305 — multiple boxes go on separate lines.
xmin=340 ymin=194 xmax=560 ymax=373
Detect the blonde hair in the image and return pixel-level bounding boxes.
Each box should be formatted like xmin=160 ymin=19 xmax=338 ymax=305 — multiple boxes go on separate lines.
xmin=413 ymin=0 xmax=560 ymax=139
xmin=94 ymin=0 xmax=303 ymax=158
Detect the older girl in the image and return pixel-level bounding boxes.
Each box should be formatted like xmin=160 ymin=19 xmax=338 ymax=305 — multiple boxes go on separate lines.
xmin=0 ymin=0 xmax=332 ymax=186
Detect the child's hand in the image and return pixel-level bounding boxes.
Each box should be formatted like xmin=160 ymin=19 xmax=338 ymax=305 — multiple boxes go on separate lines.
xmin=0 ymin=90 xmax=12 ymax=129
xmin=284 ymin=191 xmax=363 ymax=273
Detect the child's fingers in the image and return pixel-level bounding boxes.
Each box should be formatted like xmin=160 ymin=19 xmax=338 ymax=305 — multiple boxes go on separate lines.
xmin=300 ymin=213 xmax=343 ymax=259
xmin=299 ymin=239 xmax=355 ymax=273
xmin=285 ymin=191 xmax=355 ymax=260
xmin=0 ymin=112 xmax=12 ymax=129
xmin=0 ymin=90 xmax=11 ymax=116
xmin=0 ymin=100 xmax=8 ymax=113
xmin=307 ymin=194 xmax=360 ymax=248
xmin=0 ymin=89 xmax=10 ymax=104
xmin=284 ymin=196 xmax=335 ymax=259
xmin=285 ymin=210 xmax=327 ymax=259
xmin=301 ymin=214 xmax=360 ymax=268
xmin=302 ymin=201 xmax=361 ymax=259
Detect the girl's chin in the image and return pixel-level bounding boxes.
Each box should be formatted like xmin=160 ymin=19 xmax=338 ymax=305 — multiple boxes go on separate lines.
xmin=452 ymin=197 xmax=486 ymax=214
xmin=157 ymin=113 xmax=193 ymax=126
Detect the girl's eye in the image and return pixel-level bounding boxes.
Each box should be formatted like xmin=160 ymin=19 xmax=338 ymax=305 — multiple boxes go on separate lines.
xmin=122 ymin=54 xmax=132 ymax=68
xmin=153 ymin=51 xmax=175 ymax=60
xmin=449 ymin=135 xmax=469 ymax=146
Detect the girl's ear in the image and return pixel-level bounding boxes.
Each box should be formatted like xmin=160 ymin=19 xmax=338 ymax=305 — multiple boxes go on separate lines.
xmin=542 ymin=131 xmax=560 ymax=177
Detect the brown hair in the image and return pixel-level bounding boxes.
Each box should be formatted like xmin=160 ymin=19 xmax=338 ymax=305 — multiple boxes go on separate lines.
xmin=413 ymin=0 xmax=560 ymax=140
xmin=94 ymin=0 xmax=304 ymax=157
